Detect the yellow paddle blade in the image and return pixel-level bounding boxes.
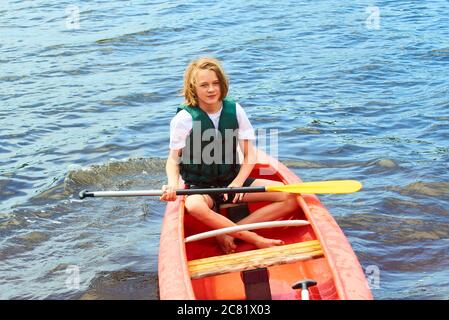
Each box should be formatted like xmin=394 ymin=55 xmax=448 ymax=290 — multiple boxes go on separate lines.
xmin=265 ymin=180 xmax=363 ymax=194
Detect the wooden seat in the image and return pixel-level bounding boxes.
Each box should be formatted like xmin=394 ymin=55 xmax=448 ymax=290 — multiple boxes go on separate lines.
xmin=188 ymin=240 xmax=323 ymax=279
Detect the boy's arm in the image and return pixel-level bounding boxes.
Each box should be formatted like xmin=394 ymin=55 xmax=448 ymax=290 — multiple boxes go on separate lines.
xmin=231 ymin=139 xmax=256 ymax=186
xmin=166 ymin=149 xmax=181 ymax=186
xmin=224 ymin=139 xmax=255 ymax=203
xmin=161 ymin=149 xmax=181 ymax=201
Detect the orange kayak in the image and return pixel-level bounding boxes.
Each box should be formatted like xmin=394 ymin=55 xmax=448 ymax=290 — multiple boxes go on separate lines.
xmin=158 ymin=150 xmax=373 ymax=300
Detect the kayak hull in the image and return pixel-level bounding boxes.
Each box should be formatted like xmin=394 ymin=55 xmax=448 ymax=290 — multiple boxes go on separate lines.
xmin=158 ymin=150 xmax=373 ymax=300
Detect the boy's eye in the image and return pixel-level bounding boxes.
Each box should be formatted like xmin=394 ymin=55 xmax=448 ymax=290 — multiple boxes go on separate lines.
xmin=199 ymin=82 xmax=219 ymax=88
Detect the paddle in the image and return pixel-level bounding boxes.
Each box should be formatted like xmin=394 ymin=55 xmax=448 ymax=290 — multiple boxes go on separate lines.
xmin=78 ymin=180 xmax=362 ymax=199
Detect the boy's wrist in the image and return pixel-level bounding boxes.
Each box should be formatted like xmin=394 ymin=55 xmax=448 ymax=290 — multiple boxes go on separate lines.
xmin=167 ymin=180 xmax=178 ymax=187
xmin=231 ymin=176 xmax=246 ymax=186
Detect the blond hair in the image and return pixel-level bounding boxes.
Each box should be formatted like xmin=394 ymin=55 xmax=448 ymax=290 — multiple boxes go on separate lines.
xmin=182 ymin=57 xmax=229 ymax=107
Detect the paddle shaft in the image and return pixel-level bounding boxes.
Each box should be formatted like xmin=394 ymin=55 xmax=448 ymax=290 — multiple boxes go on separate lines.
xmin=79 ymin=186 xmax=266 ymax=199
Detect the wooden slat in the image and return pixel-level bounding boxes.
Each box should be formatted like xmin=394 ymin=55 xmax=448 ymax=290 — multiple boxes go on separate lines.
xmin=188 ymin=240 xmax=323 ymax=279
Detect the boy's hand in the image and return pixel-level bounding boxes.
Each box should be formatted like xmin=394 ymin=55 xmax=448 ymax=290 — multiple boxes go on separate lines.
xmin=224 ymin=180 xmax=245 ymax=203
xmin=160 ymin=185 xmax=177 ymax=201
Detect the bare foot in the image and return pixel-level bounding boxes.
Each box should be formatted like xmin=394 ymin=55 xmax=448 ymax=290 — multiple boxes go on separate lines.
xmin=254 ymin=237 xmax=284 ymax=249
xmin=216 ymin=234 xmax=237 ymax=254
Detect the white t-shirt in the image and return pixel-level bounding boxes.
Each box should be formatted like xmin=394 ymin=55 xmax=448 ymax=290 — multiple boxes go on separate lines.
xmin=169 ymin=102 xmax=255 ymax=150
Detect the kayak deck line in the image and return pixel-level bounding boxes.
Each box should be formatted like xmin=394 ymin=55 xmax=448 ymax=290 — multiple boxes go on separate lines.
xmin=188 ymin=240 xmax=323 ymax=280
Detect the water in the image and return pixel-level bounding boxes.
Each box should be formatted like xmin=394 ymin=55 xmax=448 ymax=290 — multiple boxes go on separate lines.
xmin=1 ymin=0 xmax=448 ymax=300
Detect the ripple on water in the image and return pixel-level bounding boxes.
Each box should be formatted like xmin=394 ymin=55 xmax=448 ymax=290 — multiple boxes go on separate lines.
xmin=79 ymin=270 xmax=159 ymax=300
xmin=340 ymin=201 xmax=449 ymax=243
xmin=392 ymin=181 xmax=449 ymax=198
xmin=375 ymin=159 xmax=399 ymax=168
xmin=16 ymin=231 xmax=49 ymax=244
xmin=0 ymin=231 xmax=49 ymax=260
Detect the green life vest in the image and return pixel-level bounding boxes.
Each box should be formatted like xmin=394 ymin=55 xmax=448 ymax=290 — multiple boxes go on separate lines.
xmin=177 ymin=98 xmax=240 ymax=187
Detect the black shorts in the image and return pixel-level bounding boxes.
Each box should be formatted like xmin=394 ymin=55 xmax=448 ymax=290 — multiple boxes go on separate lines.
xmin=189 ymin=177 xmax=256 ymax=213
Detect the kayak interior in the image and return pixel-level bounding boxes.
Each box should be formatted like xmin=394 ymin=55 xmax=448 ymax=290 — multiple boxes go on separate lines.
xmin=183 ymin=167 xmax=338 ymax=300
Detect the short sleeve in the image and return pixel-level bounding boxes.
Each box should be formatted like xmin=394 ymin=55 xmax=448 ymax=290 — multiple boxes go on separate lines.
xmin=236 ymin=102 xmax=256 ymax=140
xmin=169 ymin=110 xmax=193 ymax=150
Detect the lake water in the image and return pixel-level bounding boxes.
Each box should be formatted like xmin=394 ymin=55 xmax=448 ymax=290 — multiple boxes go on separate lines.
xmin=1 ymin=0 xmax=448 ymax=299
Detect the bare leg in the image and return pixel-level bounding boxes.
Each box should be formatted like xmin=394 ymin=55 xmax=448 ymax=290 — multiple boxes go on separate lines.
xmin=239 ymin=179 xmax=300 ymax=224
xmin=185 ymin=194 xmax=284 ymax=253
xmin=220 ymin=179 xmax=300 ymax=247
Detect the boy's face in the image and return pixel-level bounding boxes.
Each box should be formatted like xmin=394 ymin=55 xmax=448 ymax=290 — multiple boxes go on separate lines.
xmin=195 ymin=69 xmax=221 ymax=109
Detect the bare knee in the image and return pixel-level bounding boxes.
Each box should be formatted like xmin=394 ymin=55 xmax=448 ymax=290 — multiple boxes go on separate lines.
xmin=285 ymin=193 xmax=299 ymax=207
xmin=279 ymin=192 xmax=299 ymax=207
xmin=272 ymin=190 xmax=291 ymax=202
xmin=185 ymin=195 xmax=211 ymax=218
